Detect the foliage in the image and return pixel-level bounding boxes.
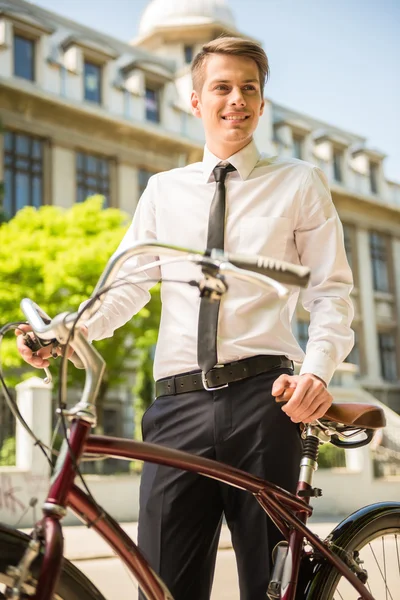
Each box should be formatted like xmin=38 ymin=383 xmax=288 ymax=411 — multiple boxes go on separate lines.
xmin=0 ymin=197 xmax=161 ymax=429
xmin=132 ymin=289 xmax=161 ymax=440
xmin=0 ymin=436 xmax=16 ymax=466
xmin=318 ymin=443 xmax=346 ymax=469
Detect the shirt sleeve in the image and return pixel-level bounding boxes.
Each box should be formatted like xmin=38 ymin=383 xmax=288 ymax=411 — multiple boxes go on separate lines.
xmin=82 ymin=175 xmax=160 ymax=342
xmin=295 ymin=167 xmax=355 ymax=385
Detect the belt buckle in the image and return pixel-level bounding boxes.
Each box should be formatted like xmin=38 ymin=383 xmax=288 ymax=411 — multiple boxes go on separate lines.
xmin=201 ymin=369 xmax=228 ymax=392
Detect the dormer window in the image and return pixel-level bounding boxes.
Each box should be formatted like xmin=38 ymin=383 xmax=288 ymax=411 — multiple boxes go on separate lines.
xmin=292 ymin=135 xmax=303 ymax=159
xmin=332 ymin=147 xmax=343 ymax=183
xmin=351 ymin=147 xmax=385 ymax=196
xmin=14 ymin=33 xmax=35 ymax=81
xmin=184 ymin=45 xmax=194 ymax=64
xmin=370 ymin=161 xmax=379 ymax=194
xmin=84 ymin=60 xmax=102 ymax=104
xmin=61 ymin=36 xmax=118 ymax=107
xmin=145 ymin=86 xmax=160 ymax=123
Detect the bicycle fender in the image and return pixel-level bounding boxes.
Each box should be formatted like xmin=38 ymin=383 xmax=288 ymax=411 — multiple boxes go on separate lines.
xmin=301 ymin=501 xmax=400 ymax=599
xmin=0 ymin=522 xmax=107 ymax=600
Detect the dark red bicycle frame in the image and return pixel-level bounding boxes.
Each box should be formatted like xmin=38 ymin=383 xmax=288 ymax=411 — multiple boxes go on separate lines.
xmin=34 ymin=418 xmax=375 ymax=600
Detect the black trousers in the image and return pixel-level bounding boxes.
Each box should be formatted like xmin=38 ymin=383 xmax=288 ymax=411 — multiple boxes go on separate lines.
xmin=138 ymin=368 xmax=303 ymax=600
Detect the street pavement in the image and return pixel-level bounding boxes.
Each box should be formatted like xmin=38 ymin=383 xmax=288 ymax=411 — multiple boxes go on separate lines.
xmin=62 ymin=518 xmax=337 ymax=561
xmin=61 ymin=518 xmax=340 ymax=599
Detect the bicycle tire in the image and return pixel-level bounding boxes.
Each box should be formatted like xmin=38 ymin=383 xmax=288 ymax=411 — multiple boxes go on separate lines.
xmin=0 ymin=523 xmax=106 ymax=600
xmin=309 ymin=506 xmax=400 ymax=600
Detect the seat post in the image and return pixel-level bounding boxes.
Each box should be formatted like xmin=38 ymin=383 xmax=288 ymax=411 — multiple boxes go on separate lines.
xmin=296 ymin=425 xmax=326 ymax=499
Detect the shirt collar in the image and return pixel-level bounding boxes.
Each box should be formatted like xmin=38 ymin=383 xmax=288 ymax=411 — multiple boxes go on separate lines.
xmin=202 ymin=139 xmax=261 ymax=183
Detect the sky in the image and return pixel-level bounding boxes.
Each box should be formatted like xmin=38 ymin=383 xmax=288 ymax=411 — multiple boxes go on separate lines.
xmin=31 ymin=0 xmax=400 ymax=182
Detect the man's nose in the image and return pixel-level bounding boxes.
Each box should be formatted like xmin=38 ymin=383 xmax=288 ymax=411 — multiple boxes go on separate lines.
xmin=229 ymin=88 xmax=246 ymax=107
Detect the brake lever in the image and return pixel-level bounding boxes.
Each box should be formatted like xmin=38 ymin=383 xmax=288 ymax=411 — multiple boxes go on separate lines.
xmin=42 ymin=367 xmax=52 ymax=385
xmin=22 ymin=333 xmax=53 ymax=385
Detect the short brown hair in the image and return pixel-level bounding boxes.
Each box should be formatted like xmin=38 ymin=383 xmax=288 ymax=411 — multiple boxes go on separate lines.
xmin=191 ymin=37 xmax=269 ymax=92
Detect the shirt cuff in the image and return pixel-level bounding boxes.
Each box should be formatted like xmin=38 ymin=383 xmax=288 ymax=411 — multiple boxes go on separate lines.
xmin=299 ymin=348 xmax=337 ymax=386
xmin=82 ymin=310 xmax=108 ymax=343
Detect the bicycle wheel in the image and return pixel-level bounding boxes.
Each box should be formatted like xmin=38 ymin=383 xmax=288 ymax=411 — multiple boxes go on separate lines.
xmin=0 ymin=523 xmax=106 ymax=600
xmin=312 ymin=509 xmax=400 ymax=600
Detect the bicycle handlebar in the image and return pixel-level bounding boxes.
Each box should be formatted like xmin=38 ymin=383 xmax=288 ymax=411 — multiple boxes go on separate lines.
xmin=20 ymin=300 xmax=67 ymax=341
xmin=217 ymin=250 xmax=310 ymax=287
xmin=85 ymin=241 xmax=310 ymax=323
xmin=19 ymin=241 xmax=311 ymax=405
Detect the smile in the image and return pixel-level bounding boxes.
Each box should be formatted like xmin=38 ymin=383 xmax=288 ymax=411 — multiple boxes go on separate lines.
xmin=222 ymin=115 xmax=250 ymax=120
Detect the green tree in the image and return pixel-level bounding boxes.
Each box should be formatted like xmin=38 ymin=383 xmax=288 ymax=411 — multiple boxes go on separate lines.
xmin=0 ymin=436 xmax=16 ymax=466
xmin=0 ymin=197 xmax=161 ymax=430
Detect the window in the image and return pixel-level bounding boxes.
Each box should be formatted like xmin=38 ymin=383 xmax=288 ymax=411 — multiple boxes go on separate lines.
xmin=378 ymin=333 xmax=398 ymax=381
xmin=145 ymin=87 xmax=160 ymax=123
xmin=370 ymin=162 xmax=379 ymax=194
xmin=76 ymin=152 xmax=110 ymax=203
xmin=84 ymin=60 xmax=102 ymax=104
xmin=14 ymin=34 xmax=35 ymax=81
xmin=138 ymin=169 xmax=154 ymax=198
xmin=332 ymin=148 xmax=343 ymax=182
xmin=296 ymin=320 xmax=309 ymax=352
xmin=343 ymin=224 xmax=354 ymax=271
xmin=184 ymin=45 xmax=194 ymax=64
xmin=3 ymin=131 xmax=43 ymax=218
xmin=346 ymin=330 xmax=360 ymax=370
xmin=369 ymin=232 xmax=390 ymax=292
xmin=292 ymin=136 xmax=303 ymax=160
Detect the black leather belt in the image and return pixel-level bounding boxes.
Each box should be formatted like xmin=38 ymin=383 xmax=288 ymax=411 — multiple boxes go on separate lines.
xmin=155 ymin=355 xmax=293 ymax=398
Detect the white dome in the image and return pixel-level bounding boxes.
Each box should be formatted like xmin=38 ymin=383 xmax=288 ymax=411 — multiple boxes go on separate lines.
xmin=138 ymin=0 xmax=236 ymax=36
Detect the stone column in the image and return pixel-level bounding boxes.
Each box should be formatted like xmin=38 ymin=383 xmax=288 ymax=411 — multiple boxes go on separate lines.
xmin=356 ymin=229 xmax=380 ymax=380
xmin=15 ymin=376 xmax=53 ymax=475
xmin=117 ymin=163 xmax=139 ymax=215
xmin=52 ymin=145 xmax=75 ymax=208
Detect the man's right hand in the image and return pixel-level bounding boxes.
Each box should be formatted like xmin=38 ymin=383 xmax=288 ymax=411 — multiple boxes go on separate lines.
xmin=16 ymin=323 xmax=87 ymax=369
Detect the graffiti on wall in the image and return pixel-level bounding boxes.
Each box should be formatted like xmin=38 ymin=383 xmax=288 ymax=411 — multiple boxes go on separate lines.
xmin=0 ymin=472 xmax=48 ymax=522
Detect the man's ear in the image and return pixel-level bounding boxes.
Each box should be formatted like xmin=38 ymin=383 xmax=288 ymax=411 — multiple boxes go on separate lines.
xmin=191 ymin=90 xmax=202 ymax=118
xmin=259 ymin=98 xmax=265 ymax=117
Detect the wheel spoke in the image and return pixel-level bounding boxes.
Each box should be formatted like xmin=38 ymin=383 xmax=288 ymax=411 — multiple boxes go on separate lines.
xmin=382 ymin=537 xmax=387 ymax=600
xmin=369 ymin=540 xmax=394 ymax=600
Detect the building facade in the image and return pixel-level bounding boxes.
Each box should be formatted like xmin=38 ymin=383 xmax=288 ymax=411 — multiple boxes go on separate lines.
xmin=1 ymin=0 xmax=400 ymax=428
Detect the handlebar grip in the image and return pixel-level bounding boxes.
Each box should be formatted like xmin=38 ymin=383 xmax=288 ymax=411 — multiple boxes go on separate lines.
xmin=223 ymin=253 xmax=310 ymax=288
xmin=20 ymin=299 xmax=55 ymax=339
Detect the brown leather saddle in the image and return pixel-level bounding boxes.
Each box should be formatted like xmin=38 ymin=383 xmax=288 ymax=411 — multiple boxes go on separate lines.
xmin=323 ymin=403 xmax=386 ymax=430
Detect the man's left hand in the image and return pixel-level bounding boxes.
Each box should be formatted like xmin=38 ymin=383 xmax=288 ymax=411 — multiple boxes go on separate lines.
xmin=271 ymin=373 xmax=333 ymax=423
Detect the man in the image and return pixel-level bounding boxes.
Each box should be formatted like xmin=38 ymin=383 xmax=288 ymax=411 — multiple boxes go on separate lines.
xmin=18 ymin=38 xmax=354 ymax=600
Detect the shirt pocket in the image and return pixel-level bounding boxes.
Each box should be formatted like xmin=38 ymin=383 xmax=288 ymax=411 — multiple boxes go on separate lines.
xmin=238 ymin=216 xmax=292 ymax=260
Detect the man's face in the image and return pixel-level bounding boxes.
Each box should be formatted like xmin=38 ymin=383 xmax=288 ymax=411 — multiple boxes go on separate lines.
xmin=191 ymin=53 xmax=265 ymax=156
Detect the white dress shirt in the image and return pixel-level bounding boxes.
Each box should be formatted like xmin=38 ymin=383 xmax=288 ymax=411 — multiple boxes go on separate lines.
xmin=84 ymin=139 xmax=354 ymax=385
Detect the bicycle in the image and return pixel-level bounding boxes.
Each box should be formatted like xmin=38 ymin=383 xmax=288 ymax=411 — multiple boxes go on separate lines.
xmin=0 ymin=241 xmax=399 ymax=600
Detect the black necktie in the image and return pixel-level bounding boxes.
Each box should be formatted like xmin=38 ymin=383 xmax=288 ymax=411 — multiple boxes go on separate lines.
xmin=197 ymin=163 xmax=236 ymax=375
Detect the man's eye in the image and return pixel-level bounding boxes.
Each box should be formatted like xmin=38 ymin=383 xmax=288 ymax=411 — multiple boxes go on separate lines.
xmin=243 ymin=85 xmax=256 ymax=91
xmin=215 ymin=85 xmax=229 ymax=91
